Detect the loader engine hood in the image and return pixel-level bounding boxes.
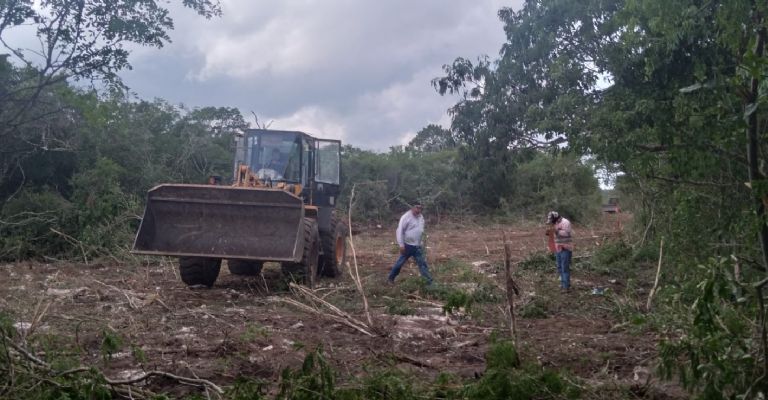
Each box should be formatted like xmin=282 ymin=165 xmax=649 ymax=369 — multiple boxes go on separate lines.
xmin=132 ymin=184 xmax=304 ymax=262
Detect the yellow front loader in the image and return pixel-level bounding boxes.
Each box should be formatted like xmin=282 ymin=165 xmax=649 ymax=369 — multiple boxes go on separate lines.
xmin=132 ymin=129 xmax=347 ymax=288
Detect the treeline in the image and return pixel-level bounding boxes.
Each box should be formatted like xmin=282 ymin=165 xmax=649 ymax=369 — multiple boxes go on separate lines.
xmin=0 ymin=58 xmax=601 ymax=261
xmin=339 ymin=127 xmax=600 ymax=224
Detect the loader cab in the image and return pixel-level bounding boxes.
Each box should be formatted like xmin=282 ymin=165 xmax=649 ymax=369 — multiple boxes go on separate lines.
xmin=234 ymin=129 xmax=341 ymax=208
xmin=239 ymin=130 xmax=302 ymax=183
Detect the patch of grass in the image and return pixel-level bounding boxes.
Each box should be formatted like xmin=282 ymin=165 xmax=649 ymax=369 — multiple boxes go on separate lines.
xmin=430 ymin=372 xmax=464 ymax=399
xmin=392 ymin=274 xmax=502 ymax=316
xmin=277 ymin=348 xmax=335 ymax=399
xmin=436 ymin=259 xmax=468 ymax=273
xmin=227 ymin=377 xmax=267 ymax=400
xmin=519 ymin=297 xmax=550 ymax=319
xmin=131 ymin=344 xmax=146 ymax=363
xmin=467 ymin=367 xmax=580 ymax=400
xmin=443 ymin=290 xmax=473 ymax=314
xmin=240 ymin=323 xmax=271 ymax=342
xmin=464 ymin=340 xmax=582 ymax=400
xmin=100 ymin=328 xmax=123 ymax=362
xmin=342 ymin=369 xmax=421 ymax=400
xmin=397 ymin=276 xmax=430 ymax=293
xmin=591 ymin=240 xmax=633 ymax=276
xmin=472 ymin=281 xmax=502 ymax=303
xmin=485 ymin=339 xmax=520 ymax=369
xmin=385 ymin=297 xmax=415 ymax=316
xmin=518 ymin=251 xmax=554 ymax=271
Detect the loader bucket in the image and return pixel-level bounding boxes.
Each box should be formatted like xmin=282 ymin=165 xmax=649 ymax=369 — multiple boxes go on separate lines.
xmin=132 ymin=184 xmax=304 ymax=262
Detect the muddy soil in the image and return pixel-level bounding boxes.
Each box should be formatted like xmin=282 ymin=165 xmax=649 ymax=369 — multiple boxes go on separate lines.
xmin=0 ymin=213 xmax=680 ymax=397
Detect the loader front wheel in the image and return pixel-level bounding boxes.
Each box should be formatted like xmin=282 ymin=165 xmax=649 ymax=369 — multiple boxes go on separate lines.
xmin=319 ymin=218 xmax=347 ymax=278
xmin=227 ymin=259 xmax=264 ymax=276
xmin=281 ymin=218 xmax=320 ymax=288
xmin=179 ymin=257 xmax=222 ymax=288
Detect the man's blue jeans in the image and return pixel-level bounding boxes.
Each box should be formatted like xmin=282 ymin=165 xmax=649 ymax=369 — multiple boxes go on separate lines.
xmin=556 ymin=249 xmax=572 ymax=289
xmin=388 ymin=244 xmax=433 ymax=284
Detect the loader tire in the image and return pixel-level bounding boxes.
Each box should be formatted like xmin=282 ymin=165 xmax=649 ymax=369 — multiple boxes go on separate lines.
xmin=227 ymin=259 xmax=264 ymax=276
xmin=281 ymin=218 xmax=320 ymax=288
xmin=319 ymin=218 xmax=347 ymax=278
xmin=179 ymin=257 xmax=221 ymax=288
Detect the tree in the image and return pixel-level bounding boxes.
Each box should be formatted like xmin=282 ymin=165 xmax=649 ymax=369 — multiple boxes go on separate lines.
xmin=406 ymin=124 xmax=457 ymax=153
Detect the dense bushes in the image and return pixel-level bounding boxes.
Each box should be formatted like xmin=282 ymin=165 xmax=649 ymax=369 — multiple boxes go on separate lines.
xmin=340 ymin=145 xmax=600 ymax=222
xmin=0 ymin=87 xmax=240 ymax=262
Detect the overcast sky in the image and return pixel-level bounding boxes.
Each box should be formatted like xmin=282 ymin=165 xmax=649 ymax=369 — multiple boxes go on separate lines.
xmin=115 ymin=1 xmax=518 ymax=151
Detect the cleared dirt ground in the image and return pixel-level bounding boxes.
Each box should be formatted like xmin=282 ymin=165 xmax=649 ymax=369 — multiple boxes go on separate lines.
xmin=0 ymin=213 xmax=683 ymax=398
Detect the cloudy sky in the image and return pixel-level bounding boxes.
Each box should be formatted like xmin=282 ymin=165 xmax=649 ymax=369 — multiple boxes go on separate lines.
xmin=114 ymin=1 xmax=518 ymax=151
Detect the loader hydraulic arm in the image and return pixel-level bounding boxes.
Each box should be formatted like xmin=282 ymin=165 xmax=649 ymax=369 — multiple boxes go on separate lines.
xmin=231 ymin=163 xmax=303 ymax=196
xmin=233 ymin=163 xmax=262 ymax=188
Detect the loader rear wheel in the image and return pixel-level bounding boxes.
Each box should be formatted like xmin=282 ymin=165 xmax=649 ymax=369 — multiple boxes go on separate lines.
xmin=281 ymin=218 xmax=320 ymax=288
xmin=179 ymin=257 xmax=221 ymax=288
xmin=227 ymin=259 xmax=264 ymax=276
xmin=319 ymin=218 xmax=347 ymax=278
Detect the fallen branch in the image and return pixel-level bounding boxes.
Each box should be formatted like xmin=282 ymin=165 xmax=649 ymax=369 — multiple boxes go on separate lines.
xmin=49 ymin=228 xmax=88 ymax=265
xmin=92 ymin=279 xmax=141 ymax=310
xmin=369 ymin=348 xmax=437 ymax=370
xmin=271 ymin=296 xmax=374 ymax=337
xmin=106 ymin=370 xmax=223 ymax=394
xmin=289 ymin=283 xmax=372 ymax=330
xmin=347 ymin=183 xmax=373 ymax=327
xmin=391 ymin=353 xmax=437 ymax=370
xmin=23 ymin=295 xmax=51 ymax=341
xmin=3 ymin=332 xmax=224 ymax=397
xmin=645 ymin=237 xmax=664 ymax=312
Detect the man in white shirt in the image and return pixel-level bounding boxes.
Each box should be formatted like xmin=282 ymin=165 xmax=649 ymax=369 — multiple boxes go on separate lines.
xmin=387 ymin=201 xmax=433 ymax=285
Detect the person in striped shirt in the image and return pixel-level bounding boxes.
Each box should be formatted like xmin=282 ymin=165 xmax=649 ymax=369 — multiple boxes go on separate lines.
xmin=547 ymin=211 xmax=573 ymax=290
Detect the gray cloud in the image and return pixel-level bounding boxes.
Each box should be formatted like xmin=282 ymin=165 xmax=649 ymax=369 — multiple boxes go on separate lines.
xmin=120 ymin=0 xmax=518 ymax=150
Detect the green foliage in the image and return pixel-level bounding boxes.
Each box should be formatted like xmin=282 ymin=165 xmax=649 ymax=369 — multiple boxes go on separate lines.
xmin=0 ymin=188 xmax=72 ymax=260
xmin=484 ymin=340 xmax=520 ymax=370
xmin=341 ymin=369 xmax=420 ymax=400
xmin=100 ymin=328 xmax=123 ymax=362
xmin=0 ymin=1 xmax=223 ymax=239
xmin=276 ymin=348 xmax=335 ymax=400
xmin=432 ymin=0 xmax=768 ymax=396
xmin=442 ymin=290 xmax=474 ymax=314
xmin=266 ymin=340 xmax=579 ymax=400
xmin=0 ymin=312 xmax=15 ymax=338
xmin=0 ymin=90 xmax=239 ymax=262
xmin=340 ymin=146 xmax=469 ymax=221
xmin=227 ymin=377 xmax=267 ymax=400
xmin=518 ymin=251 xmax=555 ymax=272
xmin=470 ymin=281 xmax=502 ymax=303
xmin=520 ymin=297 xmax=550 ymax=319
xmin=131 ymin=345 xmax=146 ymax=364
xmin=507 ymin=153 xmax=602 ymax=222
xmin=659 ymin=258 xmax=760 ymax=399
xmin=464 ymin=340 xmax=580 ymax=400
xmin=384 ymin=297 xmax=414 ymax=316
xmin=240 ymin=324 xmax=271 ymax=342
xmin=590 ymin=240 xmax=633 ymax=276
xmin=406 ymin=124 xmax=458 ymax=153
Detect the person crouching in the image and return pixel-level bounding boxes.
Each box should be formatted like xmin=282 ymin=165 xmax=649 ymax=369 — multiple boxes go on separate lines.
xmin=547 ymin=211 xmax=573 ymax=291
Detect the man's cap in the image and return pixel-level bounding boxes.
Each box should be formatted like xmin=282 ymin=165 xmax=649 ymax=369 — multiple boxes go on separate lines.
xmin=547 ymin=211 xmax=560 ymax=224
